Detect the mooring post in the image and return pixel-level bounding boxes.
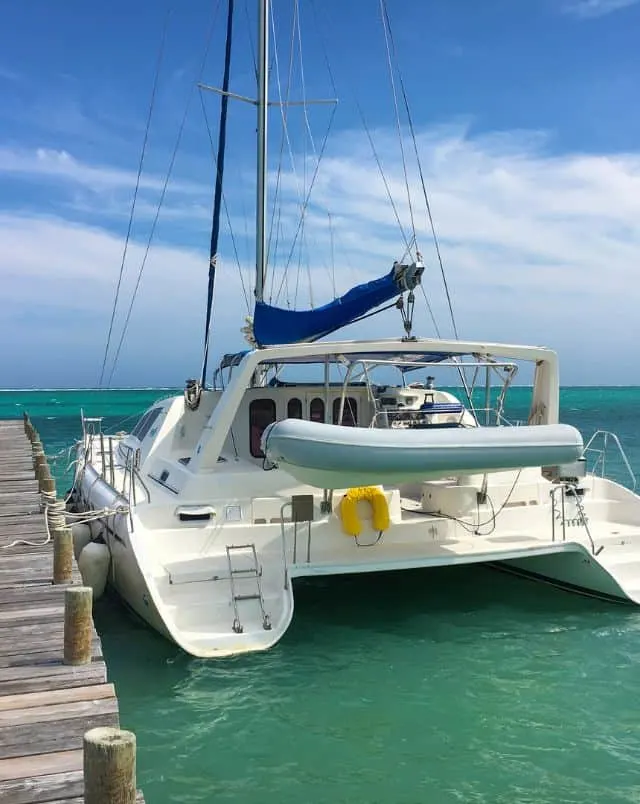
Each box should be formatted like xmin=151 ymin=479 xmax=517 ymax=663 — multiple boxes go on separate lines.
xmin=83 ymin=727 xmax=137 ymax=804
xmin=63 ymin=585 xmax=93 ymax=664
xmin=40 ymin=473 xmax=56 ymax=500
xmin=53 ymin=527 xmax=74 ymax=585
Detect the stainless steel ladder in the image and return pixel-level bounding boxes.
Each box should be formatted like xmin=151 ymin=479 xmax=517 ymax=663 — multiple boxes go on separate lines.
xmin=225 ymin=544 xmax=272 ymax=634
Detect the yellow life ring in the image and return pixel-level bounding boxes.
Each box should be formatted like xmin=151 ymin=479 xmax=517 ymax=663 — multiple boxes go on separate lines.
xmin=339 ymin=486 xmax=390 ymax=537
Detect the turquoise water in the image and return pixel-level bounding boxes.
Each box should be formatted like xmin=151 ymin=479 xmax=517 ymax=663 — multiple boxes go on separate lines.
xmin=2 ymin=388 xmax=640 ymax=803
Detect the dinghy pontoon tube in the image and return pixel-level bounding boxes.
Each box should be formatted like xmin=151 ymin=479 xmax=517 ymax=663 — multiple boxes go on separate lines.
xmin=261 ymin=419 xmax=584 ymax=488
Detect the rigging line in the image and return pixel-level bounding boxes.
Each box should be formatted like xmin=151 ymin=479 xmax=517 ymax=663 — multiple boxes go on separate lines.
xmin=295 ymin=0 xmax=317 ymax=157
xmin=328 ymin=211 xmax=336 ymax=297
xmin=380 ymin=0 xmax=459 ymax=339
xmin=419 ymin=283 xmax=441 ymax=338
xmin=355 ymin=100 xmax=413 ymax=259
xmin=244 ymin=0 xmax=258 ymax=81
xmin=309 ymin=0 xmax=339 ymax=97
xmin=273 ymin=101 xmax=338 ymax=304
xmin=201 ymin=0 xmax=236 ymax=389
xmin=198 ymin=89 xmax=250 ymax=313
xmin=98 ymin=4 xmax=172 ymax=388
xmin=379 ymin=0 xmax=417 ymax=257
xmin=106 ymin=0 xmax=222 ymax=386
xmin=267 ymin=0 xmax=298 ymax=302
xmin=294 ymin=0 xmax=339 ymax=303
xmin=269 ymin=0 xmax=337 ymax=305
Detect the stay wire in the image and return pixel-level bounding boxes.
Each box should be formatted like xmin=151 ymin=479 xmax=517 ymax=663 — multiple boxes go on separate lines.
xmin=380 ymin=0 xmax=459 ymax=339
xmin=98 ymin=5 xmax=172 ymax=387
xmin=379 ymin=0 xmax=417 ymax=258
xmin=106 ymin=0 xmax=222 ymax=385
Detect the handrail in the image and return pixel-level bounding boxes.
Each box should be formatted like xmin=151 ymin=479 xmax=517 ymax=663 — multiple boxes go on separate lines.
xmin=550 ymin=483 xmax=599 ymax=555
xmin=118 ymin=443 xmax=151 ymax=505
xmin=582 ymin=430 xmax=637 ymax=491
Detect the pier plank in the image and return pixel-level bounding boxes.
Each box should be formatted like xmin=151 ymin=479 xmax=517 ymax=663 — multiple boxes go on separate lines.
xmin=0 ymin=420 xmax=145 ymax=803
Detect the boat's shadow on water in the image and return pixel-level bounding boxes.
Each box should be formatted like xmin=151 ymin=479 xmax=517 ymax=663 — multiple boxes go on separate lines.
xmin=95 ymin=561 xmax=639 ymax=675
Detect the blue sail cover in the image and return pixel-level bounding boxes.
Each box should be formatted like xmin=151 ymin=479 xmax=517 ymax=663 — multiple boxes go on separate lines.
xmin=253 ymin=263 xmax=424 ymax=347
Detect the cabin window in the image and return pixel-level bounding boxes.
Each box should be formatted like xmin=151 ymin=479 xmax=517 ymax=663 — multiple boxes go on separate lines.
xmin=333 ymin=397 xmax=358 ymax=427
xmin=309 ymin=397 xmax=325 ymax=423
xmin=287 ymin=398 xmax=303 ymax=419
xmin=249 ymin=399 xmax=276 ymax=457
xmin=131 ymin=407 xmax=162 ymax=441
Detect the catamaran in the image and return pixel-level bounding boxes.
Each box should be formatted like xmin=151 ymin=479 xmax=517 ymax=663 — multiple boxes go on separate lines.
xmin=71 ymin=0 xmax=640 ymax=657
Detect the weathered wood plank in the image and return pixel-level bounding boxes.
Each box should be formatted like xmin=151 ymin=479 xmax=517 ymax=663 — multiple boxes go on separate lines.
xmin=0 ymin=683 xmax=115 ymax=712
xmin=0 ymin=770 xmax=84 ymax=803
xmin=0 ymin=696 xmax=119 ymax=728
xmin=0 ymin=604 xmax=63 ymax=625
xmin=0 ymin=709 xmax=120 ymax=758
xmin=0 ymin=639 xmax=103 ymax=667
xmin=0 ymin=633 xmax=101 ymax=659
xmin=0 ymin=748 xmax=82 ymax=782
xmin=0 ymin=504 xmax=43 ymax=517
xmin=0 ymin=513 xmax=46 ymax=527
xmin=0 ymin=481 xmax=39 ymax=494
xmin=46 ymin=794 xmax=146 ymax=804
xmin=0 ymin=554 xmax=53 ymax=573
xmin=0 ymin=662 xmax=107 ymax=696
xmin=0 ymin=565 xmax=81 ymax=588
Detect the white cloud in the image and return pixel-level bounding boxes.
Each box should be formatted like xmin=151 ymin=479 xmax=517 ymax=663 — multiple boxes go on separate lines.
xmin=1 ymin=123 xmax=639 ymax=386
xmin=562 ymin=0 xmax=640 ymax=18
xmin=0 ymin=146 xmax=205 ymax=196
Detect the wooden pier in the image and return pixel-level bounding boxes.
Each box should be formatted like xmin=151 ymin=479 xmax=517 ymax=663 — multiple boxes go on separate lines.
xmin=0 ymin=418 xmax=144 ymax=803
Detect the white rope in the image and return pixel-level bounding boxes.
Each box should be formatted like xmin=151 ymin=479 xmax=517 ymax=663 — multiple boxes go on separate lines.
xmin=0 ymin=500 xmax=128 ymax=550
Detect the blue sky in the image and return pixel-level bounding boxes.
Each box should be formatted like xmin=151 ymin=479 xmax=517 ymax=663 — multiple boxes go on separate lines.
xmin=1 ymin=0 xmax=639 ymax=387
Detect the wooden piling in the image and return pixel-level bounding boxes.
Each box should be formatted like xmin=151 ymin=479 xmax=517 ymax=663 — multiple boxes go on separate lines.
xmin=83 ymin=727 xmax=137 ymax=804
xmin=53 ymin=526 xmax=74 ymax=585
xmin=64 ymin=586 xmax=93 ymax=665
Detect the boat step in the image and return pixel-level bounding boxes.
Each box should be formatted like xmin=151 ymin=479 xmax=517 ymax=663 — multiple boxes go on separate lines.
xmin=234 ymin=593 xmax=262 ymax=602
xmin=230 ymin=567 xmax=261 ymax=577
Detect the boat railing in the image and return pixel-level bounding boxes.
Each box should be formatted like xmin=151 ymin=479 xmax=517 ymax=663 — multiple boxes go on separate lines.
xmin=369 ymin=407 xmax=521 ymax=429
xmin=582 ymin=430 xmax=637 ymax=491
xmin=119 ymin=442 xmax=151 ymax=509
xmin=471 ymin=408 xmax=524 ymax=427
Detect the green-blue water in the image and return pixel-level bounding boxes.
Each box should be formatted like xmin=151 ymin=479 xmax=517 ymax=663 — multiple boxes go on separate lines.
xmin=2 ymin=388 xmax=640 ymax=803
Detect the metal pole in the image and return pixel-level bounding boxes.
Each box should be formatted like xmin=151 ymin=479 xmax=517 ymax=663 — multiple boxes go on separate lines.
xmin=255 ymin=0 xmax=269 ymax=303
xmin=484 ymin=365 xmax=491 ymax=425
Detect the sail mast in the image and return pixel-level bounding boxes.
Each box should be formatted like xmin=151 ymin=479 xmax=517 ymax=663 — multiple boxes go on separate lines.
xmin=201 ymin=0 xmax=235 ymax=386
xmin=255 ymin=0 xmax=269 ymax=303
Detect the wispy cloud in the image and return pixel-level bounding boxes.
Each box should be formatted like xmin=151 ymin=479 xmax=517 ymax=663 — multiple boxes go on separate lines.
xmin=562 ymin=0 xmax=640 ymax=18
xmin=0 ymin=66 xmax=20 ymax=82
xmin=0 ymin=146 xmax=205 ymax=196
xmin=1 ymin=123 xmax=639 ymax=385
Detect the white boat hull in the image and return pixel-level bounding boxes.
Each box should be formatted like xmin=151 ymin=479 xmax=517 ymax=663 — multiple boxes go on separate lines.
xmin=74 ymin=443 xmax=640 ymax=658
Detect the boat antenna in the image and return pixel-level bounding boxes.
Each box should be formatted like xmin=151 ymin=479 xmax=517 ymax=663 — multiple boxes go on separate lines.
xmin=255 ymin=0 xmax=269 ymax=304
xmin=201 ymin=0 xmax=236 ymax=387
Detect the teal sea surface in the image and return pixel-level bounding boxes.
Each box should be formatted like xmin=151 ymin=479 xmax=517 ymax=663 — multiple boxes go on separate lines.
xmin=2 ymin=387 xmax=640 ymax=804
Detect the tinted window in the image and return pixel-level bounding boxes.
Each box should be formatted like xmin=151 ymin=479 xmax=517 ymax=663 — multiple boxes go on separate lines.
xmin=309 ymin=398 xmax=324 ymax=423
xmin=132 ymin=408 xmax=162 ymax=441
xmin=287 ymin=398 xmax=303 ymax=419
xmin=333 ymin=397 xmax=357 ymax=426
xmin=249 ymin=399 xmax=277 ymax=457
